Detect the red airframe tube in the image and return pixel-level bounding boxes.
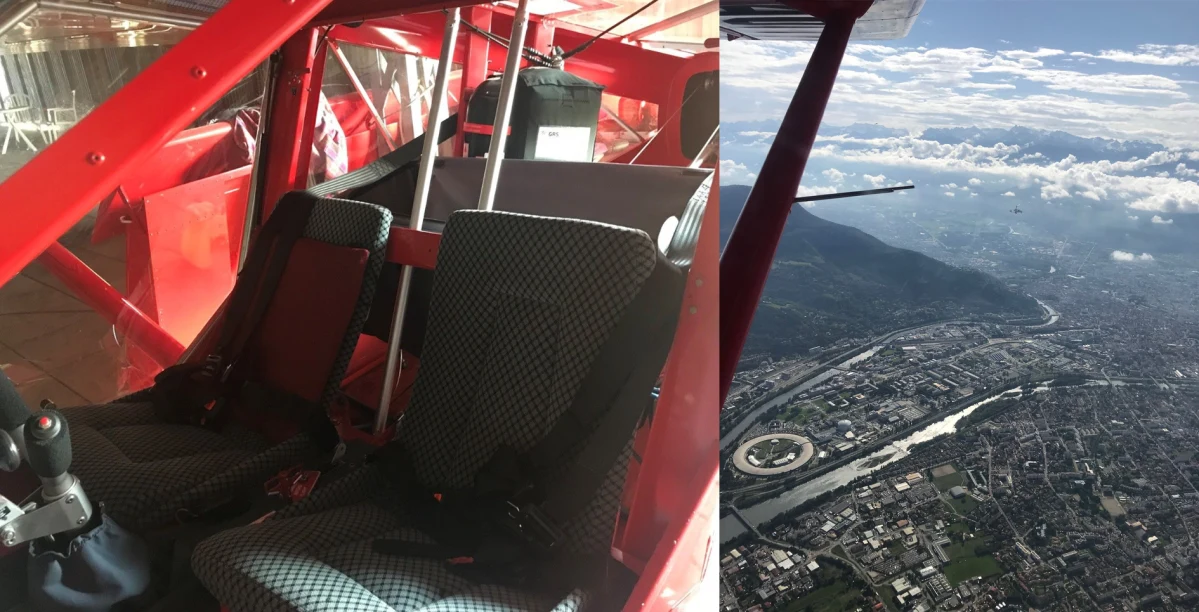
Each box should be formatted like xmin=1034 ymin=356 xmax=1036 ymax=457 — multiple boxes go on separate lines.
xmin=718 ymin=6 xmax=863 ymax=402
xmin=37 ymin=243 xmax=185 ymax=368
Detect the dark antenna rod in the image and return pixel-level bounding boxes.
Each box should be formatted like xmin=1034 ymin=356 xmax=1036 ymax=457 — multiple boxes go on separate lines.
xmin=793 ymin=184 xmax=915 ymax=204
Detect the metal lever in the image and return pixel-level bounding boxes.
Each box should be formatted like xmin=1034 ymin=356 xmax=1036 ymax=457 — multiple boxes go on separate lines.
xmin=0 ymin=429 xmax=19 ymax=472
xmin=0 ymin=475 xmax=93 ymax=547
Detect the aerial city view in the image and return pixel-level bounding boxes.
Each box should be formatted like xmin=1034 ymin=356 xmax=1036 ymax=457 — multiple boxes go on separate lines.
xmin=719 ymin=2 xmax=1199 ymax=611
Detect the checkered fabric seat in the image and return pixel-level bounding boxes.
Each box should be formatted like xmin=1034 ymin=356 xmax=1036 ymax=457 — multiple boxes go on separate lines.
xmin=191 ymin=211 xmax=674 ymax=612
xmin=60 ymin=196 xmax=392 ymax=531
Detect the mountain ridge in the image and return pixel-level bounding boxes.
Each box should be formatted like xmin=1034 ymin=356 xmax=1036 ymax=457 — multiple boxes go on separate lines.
xmin=722 ymin=184 xmax=1043 ymax=359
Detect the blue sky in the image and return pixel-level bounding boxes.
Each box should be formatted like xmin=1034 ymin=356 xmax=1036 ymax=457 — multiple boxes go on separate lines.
xmin=911 ymin=1 xmax=1199 ymax=51
xmin=720 ymin=0 xmax=1199 ymax=218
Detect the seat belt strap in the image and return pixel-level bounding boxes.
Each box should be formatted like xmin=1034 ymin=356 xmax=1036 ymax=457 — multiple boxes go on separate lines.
xmin=155 ymin=121 xmax=458 ymax=430
xmin=220 ymin=115 xmax=457 ymax=361
xmin=307 ymin=114 xmax=457 ymax=198
xmin=528 ymin=257 xmax=686 ymax=524
xmin=219 ymin=193 xmax=317 ymax=369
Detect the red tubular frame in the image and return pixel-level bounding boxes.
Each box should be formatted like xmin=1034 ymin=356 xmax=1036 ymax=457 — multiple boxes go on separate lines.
xmin=454 ymin=6 xmax=492 ymax=156
xmin=334 ymin=11 xmax=686 ymax=105
xmin=0 ymin=0 xmax=720 ymax=602
xmin=0 ymin=0 xmax=337 ymax=287
xmin=262 ymin=28 xmax=329 ymax=218
xmin=718 ymin=5 xmax=866 ymax=401
xmin=36 ymin=243 xmax=185 ymax=368
xmin=617 ymin=177 xmax=719 ymax=569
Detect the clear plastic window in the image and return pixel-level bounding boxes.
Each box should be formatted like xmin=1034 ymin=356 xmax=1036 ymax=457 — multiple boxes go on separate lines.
xmin=595 ymin=93 xmax=659 ymax=162
xmin=310 ymin=42 xmax=462 ymax=187
xmin=0 ymin=31 xmax=271 ymax=402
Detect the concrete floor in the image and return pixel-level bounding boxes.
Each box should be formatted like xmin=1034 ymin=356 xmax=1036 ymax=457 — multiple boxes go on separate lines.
xmin=0 ymin=149 xmax=130 ymax=408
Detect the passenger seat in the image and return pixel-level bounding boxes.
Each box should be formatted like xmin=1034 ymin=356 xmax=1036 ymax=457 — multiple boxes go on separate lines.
xmin=60 ymin=194 xmax=392 ymax=531
xmin=191 ymin=210 xmax=686 ymax=611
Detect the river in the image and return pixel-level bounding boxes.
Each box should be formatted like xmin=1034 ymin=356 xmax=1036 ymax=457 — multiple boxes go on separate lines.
xmin=719 ymin=345 xmax=885 ymax=450
xmin=720 ymin=388 xmax=1023 ymax=543
xmin=1033 ymin=298 xmax=1060 ymax=327
xmin=719 ymin=303 xmax=1065 ymax=541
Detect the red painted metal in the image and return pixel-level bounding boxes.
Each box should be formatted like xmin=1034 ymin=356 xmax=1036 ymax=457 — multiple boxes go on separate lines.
xmin=310 ymin=0 xmax=488 ymax=26
xmin=617 ymin=176 xmax=718 ymax=568
xmin=718 ymin=10 xmax=858 ymax=402
xmin=621 ymin=453 xmax=717 ymax=612
xmin=0 ymin=0 xmax=337 ymax=288
xmin=35 ymin=243 xmax=185 ymax=368
xmin=94 ymin=123 xmax=236 ymax=243
xmin=135 ymin=166 xmax=252 ymax=345
xmin=456 ymin=7 xmax=491 ymax=156
xmin=262 ymin=28 xmax=328 ymax=218
xmin=527 ymin=17 xmax=556 ymax=57
xmin=385 ymin=227 xmax=441 ymax=269
xmin=624 ymin=49 xmax=717 ymax=167
xmin=337 ymin=11 xmax=686 ymax=104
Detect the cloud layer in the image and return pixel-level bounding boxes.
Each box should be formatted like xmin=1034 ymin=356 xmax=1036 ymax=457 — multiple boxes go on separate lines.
xmin=722 ymin=40 xmax=1199 ymax=148
xmin=1111 ymin=250 xmax=1155 ymax=262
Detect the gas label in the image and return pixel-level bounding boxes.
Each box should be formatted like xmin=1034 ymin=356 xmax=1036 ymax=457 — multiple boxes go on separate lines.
xmin=535 ymin=126 xmax=592 ymax=162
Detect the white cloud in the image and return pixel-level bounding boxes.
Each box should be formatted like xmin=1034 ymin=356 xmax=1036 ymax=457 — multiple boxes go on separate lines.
xmin=956 ymin=82 xmax=1017 ymax=91
xmin=822 ymin=168 xmax=846 ymax=183
xmin=1077 ymin=44 xmax=1199 ymax=66
xmin=1152 ymin=215 xmax=1174 ymax=224
xmin=999 ymin=48 xmax=1066 ymax=61
xmin=864 ymin=173 xmax=888 ymax=187
xmin=786 ymin=133 xmax=1199 ymax=214
xmin=1129 ymin=215 xmax=1139 ymax=221
xmin=722 ymin=39 xmax=1199 ymax=216
xmin=721 ymin=40 xmax=1199 ymax=148
xmin=1111 ymin=250 xmax=1155 ymax=262
xmin=1040 ymin=184 xmax=1071 ymax=200
xmin=720 ymin=159 xmax=756 ymax=184
xmin=968 ymin=178 xmax=982 ymax=186
xmin=796 ymin=185 xmax=837 ymax=198
xmin=943 ymin=191 xmax=956 ymax=197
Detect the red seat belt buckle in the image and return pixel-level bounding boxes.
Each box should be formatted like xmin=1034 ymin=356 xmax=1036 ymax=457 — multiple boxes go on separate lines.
xmin=265 ymin=466 xmax=321 ymax=503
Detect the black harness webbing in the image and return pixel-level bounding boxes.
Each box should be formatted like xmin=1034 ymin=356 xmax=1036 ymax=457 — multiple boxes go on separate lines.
xmin=371 ymin=255 xmax=685 ymax=593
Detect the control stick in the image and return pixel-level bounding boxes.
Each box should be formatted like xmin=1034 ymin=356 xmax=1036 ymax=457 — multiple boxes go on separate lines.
xmin=25 ymin=409 xmax=75 ymax=500
xmin=0 ymin=408 xmax=94 ymax=547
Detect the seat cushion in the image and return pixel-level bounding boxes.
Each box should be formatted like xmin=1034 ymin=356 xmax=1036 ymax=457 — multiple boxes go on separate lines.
xmin=192 ymin=495 xmax=590 ymax=612
xmin=62 ymin=403 xmax=312 ymax=530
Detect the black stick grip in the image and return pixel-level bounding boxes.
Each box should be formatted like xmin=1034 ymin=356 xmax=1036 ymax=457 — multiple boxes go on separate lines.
xmin=24 ymin=409 xmax=70 ymax=480
xmin=0 ymin=369 xmax=30 ymax=432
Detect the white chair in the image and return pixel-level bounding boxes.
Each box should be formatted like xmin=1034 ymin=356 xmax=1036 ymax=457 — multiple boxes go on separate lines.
xmin=2 ymin=93 xmax=39 ymax=154
xmin=42 ymin=89 xmax=77 ymax=143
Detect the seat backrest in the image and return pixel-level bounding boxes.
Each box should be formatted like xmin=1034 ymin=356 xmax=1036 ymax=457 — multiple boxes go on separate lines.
xmin=397 ymin=210 xmax=670 ymax=555
xmin=238 ymin=196 xmax=392 ymax=413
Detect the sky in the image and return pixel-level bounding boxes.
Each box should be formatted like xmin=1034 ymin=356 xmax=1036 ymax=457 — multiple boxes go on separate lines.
xmin=720 ymin=0 xmax=1199 ymax=219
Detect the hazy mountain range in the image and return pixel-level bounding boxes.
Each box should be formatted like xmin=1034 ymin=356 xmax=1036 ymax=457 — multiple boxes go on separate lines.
xmin=722 ymin=184 xmax=1043 ymax=360
xmin=723 ymin=123 xmax=1199 ymax=255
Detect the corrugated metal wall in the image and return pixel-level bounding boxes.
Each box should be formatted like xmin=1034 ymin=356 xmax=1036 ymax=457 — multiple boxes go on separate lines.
xmin=0 ymin=46 xmax=267 ymax=126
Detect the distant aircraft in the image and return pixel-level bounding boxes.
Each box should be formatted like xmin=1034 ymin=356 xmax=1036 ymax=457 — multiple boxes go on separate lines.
xmin=1011 ymin=205 xmax=1023 ymax=214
